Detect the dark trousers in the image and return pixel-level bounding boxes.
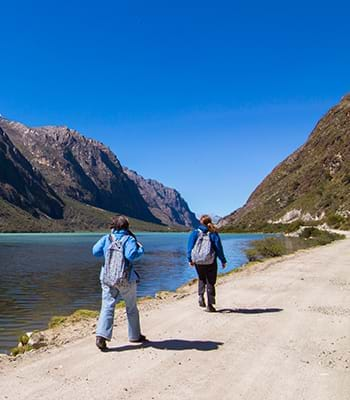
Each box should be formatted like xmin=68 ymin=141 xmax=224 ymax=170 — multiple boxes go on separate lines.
xmin=195 ymin=262 xmax=218 ymax=305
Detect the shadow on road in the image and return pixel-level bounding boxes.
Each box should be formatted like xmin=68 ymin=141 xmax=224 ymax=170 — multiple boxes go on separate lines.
xmin=107 ymin=339 xmax=224 ymax=353
xmin=217 ymin=308 xmax=283 ymax=314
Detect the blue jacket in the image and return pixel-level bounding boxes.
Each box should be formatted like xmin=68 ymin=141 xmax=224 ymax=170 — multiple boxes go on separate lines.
xmin=92 ymin=229 xmax=144 ymax=282
xmin=187 ymin=225 xmax=227 ymax=265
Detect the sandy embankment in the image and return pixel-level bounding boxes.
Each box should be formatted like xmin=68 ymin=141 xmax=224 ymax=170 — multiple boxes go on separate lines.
xmin=0 ymin=234 xmax=349 ymax=400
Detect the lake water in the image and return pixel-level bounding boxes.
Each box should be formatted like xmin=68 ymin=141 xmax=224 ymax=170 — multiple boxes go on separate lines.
xmin=0 ymin=232 xmax=266 ymax=353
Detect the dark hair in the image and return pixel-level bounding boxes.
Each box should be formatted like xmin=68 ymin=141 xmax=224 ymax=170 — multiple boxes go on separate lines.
xmin=110 ymin=215 xmax=129 ymax=231
xmin=200 ymin=214 xmax=217 ymax=233
xmin=110 ymin=215 xmax=137 ymax=239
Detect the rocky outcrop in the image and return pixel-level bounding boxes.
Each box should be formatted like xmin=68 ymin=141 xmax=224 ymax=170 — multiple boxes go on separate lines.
xmin=219 ymin=95 xmax=350 ymax=231
xmin=0 ymin=118 xmax=160 ymax=223
xmin=0 ymin=126 xmax=64 ymax=219
xmin=124 ymin=168 xmax=198 ymax=228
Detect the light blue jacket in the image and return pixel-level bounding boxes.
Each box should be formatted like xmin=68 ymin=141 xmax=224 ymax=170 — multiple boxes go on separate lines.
xmin=187 ymin=225 xmax=227 ymax=265
xmin=92 ymin=229 xmax=144 ymax=282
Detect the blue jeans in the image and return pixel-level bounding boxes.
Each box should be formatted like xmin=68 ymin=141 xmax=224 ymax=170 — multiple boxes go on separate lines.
xmin=96 ymin=281 xmax=141 ymax=341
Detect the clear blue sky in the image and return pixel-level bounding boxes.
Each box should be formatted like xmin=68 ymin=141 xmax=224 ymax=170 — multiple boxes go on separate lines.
xmin=1 ymin=1 xmax=349 ymax=216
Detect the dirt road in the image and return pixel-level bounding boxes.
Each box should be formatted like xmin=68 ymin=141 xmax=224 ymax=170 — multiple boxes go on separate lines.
xmin=1 ymin=236 xmax=349 ymax=400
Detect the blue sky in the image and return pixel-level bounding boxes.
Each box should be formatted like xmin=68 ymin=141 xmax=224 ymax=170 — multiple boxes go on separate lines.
xmin=1 ymin=1 xmax=349 ymax=216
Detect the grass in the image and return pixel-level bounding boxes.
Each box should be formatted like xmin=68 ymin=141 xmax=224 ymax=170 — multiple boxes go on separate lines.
xmin=48 ymin=309 xmax=99 ymax=329
xmin=10 ymin=333 xmax=34 ymax=356
xmin=10 ymin=344 xmax=33 ymax=357
xmin=116 ymin=300 xmax=126 ymax=308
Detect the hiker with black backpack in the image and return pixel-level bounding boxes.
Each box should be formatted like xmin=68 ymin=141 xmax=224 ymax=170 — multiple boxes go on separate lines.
xmin=92 ymin=215 xmax=146 ymax=351
xmin=187 ymin=215 xmax=227 ymax=312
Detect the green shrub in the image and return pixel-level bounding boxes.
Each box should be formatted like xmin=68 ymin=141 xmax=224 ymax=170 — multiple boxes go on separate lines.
xmin=245 ymin=237 xmax=286 ymax=261
xmin=20 ymin=334 xmax=29 ymax=345
xmin=340 ymin=220 xmax=350 ymax=230
xmin=245 ymin=248 xmax=261 ymax=262
xmin=284 ymin=220 xmax=304 ymax=233
xmin=10 ymin=344 xmax=33 ymax=357
xmin=299 ymin=227 xmax=322 ymax=239
xmin=245 ymin=230 xmax=344 ymax=262
xmin=10 ymin=347 xmax=20 ymax=356
xmin=326 ymin=213 xmax=346 ymax=229
xmin=300 ymin=227 xmax=345 ymax=242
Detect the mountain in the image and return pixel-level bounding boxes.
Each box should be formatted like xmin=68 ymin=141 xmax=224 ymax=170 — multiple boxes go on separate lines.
xmin=0 ymin=118 xmax=159 ymax=224
xmin=0 ymin=116 xmax=198 ymax=231
xmin=0 ymin=195 xmax=173 ymax=233
xmin=124 ymin=167 xmax=199 ymax=228
xmin=195 ymin=214 xmax=222 ymax=224
xmin=219 ymin=94 xmax=350 ymax=231
xmin=0 ymin=126 xmax=64 ymax=219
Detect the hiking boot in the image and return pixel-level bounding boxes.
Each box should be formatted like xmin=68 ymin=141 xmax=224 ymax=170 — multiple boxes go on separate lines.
xmin=96 ymin=336 xmax=107 ymax=351
xmin=205 ymin=304 xmax=216 ymax=313
xmin=198 ymin=295 xmax=206 ymax=308
xmin=129 ymin=334 xmax=147 ymax=343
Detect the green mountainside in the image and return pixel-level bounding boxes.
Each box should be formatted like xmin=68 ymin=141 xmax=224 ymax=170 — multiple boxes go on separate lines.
xmin=219 ymin=95 xmax=350 ymax=232
xmin=0 ymin=197 xmax=173 ymax=233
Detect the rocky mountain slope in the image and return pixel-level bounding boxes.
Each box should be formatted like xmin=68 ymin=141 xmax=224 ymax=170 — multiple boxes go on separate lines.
xmin=0 ymin=126 xmax=64 ymax=219
xmin=0 ymin=118 xmax=159 ymax=223
xmin=219 ymin=94 xmax=350 ymax=231
xmin=124 ymin=167 xmax=198 ymax=228
xmin=0 ymin=116 xmax=198 ymax=231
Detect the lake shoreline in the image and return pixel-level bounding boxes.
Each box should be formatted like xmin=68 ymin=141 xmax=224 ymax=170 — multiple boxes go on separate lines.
xmin=1 ymin=233 xmax=349 ymax=399
xmin=0 ymin=232 xmax=266 ymax=353
xmin=1 ymin=231 xmax=348 ymax=358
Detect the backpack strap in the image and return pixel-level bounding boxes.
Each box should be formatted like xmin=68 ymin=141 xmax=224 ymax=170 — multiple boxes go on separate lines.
xmin=119 ymin=235 xmax=130 ymax=246
xmin=120 ymin=235 xmax=131 ymax=268
xmin=109 ymin=232 xmax=116 ymax=242
xmin=108 ymin=232 xmax=130 ymax=244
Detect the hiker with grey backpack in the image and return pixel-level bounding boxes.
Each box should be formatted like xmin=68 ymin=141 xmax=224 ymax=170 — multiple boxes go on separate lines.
xmin=92 ymin=215 xmax=146 ymax=351
xmin=187 ymin=215 xmax=227 ymax=312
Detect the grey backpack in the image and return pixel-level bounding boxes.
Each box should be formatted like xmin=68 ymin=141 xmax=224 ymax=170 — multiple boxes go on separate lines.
xmin=191 ymin=229 xmax=215 ymax=265
xmin=102 ymin=234 xmax=130 ymax=288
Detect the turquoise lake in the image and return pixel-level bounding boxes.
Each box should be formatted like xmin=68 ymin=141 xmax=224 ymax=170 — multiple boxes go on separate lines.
xmin=0 ymin=232 xmax=266 ymax=353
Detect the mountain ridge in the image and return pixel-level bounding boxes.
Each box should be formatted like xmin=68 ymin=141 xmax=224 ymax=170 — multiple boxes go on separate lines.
xmin=124 ymin=167 xmax=198 ymax=228
xmin=219 ymin=95 xmax=350 ymax=231
xmin=0 ymin=116 xmax=198 ymax=231
xmin=0 ymin=117 xmax=159 ymax=223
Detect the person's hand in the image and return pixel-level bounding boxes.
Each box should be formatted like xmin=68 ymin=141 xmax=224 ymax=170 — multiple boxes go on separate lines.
xmin=189 ymin=261 xmax=195 ymax=267
xmin=222 ymin=263 xmax=227 ymax=269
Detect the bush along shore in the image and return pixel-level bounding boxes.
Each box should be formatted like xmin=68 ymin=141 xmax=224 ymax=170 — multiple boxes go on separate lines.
xmin=245 ymin=227 xmax=345 ymax=262
xmin=5 ymin=227 xmax=346 ymax=359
